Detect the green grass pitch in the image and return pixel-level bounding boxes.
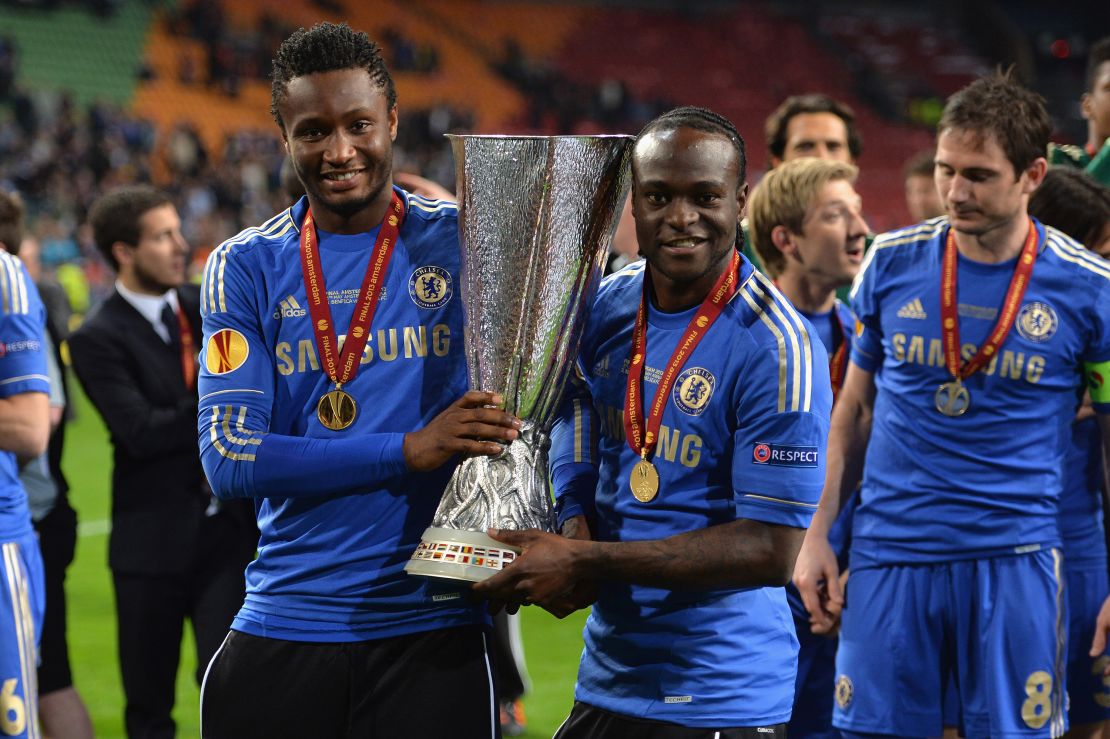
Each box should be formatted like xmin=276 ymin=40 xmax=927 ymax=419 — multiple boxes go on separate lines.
xmin=61 ymin=378 xmax=585 ymax=737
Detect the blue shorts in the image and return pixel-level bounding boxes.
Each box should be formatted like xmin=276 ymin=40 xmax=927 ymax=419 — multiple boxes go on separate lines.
xmin=0 ymin=533 xmax=45 ymax=739
xmin=1065 ymin=564 xmax=1110 ymax=727
xmin=789 ymin=616 xmax=841 ymax=739
xmin=834 ymin=549 xmax=1067 ymax=739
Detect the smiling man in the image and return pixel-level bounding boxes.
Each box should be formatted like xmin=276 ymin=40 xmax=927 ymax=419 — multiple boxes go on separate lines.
xmin=195 ymin=22 xmax=520 ymax=739
xmin=474 ymin=107 xmax=832 ymax=738
xmin=793 ymin=72 xmax=1110 ymax=739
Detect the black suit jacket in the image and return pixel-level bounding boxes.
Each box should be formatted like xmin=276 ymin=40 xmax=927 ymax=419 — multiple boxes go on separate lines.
xmin=69 ymin=284 xmax=256 ymax=575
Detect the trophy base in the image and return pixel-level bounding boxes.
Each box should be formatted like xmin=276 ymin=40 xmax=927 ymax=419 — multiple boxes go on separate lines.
xmin=404 ymin=527 xmax=522 ymax=583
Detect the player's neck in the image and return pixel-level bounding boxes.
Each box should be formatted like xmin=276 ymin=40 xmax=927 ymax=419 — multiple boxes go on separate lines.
xmin=1086 ymin=128 xmax=1108 ymax=156
xmin=308 ymin=190 xmax=392 ymax=236
xmin=952 ymin=214 xmax=1030 ymax=265
xmin=775 ymin=270 xmax=837 ymax=314
xmin=649 ymin=253 xmax=730 ymax=313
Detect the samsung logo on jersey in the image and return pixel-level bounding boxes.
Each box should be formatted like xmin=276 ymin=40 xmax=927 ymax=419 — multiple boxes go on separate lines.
xmin=752 ymin=443 xmax=819 ymax=467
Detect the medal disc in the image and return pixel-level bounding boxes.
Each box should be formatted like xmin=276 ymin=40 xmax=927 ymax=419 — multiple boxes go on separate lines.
xmin=934 ymin=381 xmax=970 ymax=417
xmin=317 ymin=389 xmax=357 ymax=430
xmin=629 ymin=459 xmax=660 ymax=503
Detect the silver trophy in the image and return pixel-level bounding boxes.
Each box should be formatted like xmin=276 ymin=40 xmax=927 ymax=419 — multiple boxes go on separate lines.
xmin=405 ymin=134 xmax=633 ymax=582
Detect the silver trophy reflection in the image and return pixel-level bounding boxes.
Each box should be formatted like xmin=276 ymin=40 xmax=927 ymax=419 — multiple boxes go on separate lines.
xmin=405 ymin=134 xmax=633 ymax=582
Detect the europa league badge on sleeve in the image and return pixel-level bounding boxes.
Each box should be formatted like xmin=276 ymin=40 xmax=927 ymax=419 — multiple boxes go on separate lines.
xmin=405 ymin=134 xmax=633 ymax=583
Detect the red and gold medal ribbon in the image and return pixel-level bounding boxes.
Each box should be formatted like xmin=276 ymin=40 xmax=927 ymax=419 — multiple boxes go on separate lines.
xmin=300 ymin=191 xmax=405 ymax=389
xmin=624 ymin=250 xmax=741 ymax=459
xmin=939 ymin=219 xmax=1038 ymax=382
xmin=175 ymin=304 xmax=196 ymax=390
xmin=828 ymin=310 xmax=848 ymax=401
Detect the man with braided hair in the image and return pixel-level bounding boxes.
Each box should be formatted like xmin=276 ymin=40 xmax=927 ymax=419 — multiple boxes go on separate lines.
xmin=197 ymin=22 xmax=519 ymax=738
xmin=475 ymin=106 xmax=832 ymax=738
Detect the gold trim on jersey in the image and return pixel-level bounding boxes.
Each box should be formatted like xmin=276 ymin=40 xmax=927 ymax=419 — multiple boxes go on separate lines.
xmin=742 ymin=493 xmax=818 ymax=509
xmin=0 ymin=253 xmax=29 ymax=315
xmin=2 ymin=542 xmax=37 ymax=738
xmin=203 ymin=211 xmax=295 ymax=314
xmin=404 ymin=193 xmax=459 ymax=214
xmin=1051 ymin=547 xmax=1066 ymax=739
xmin=208 ymin=405 xmax=260 ymax=462
xmin=1045 ymin=232 xmax=1110 ymax=280
xmin=741 ymin=272 xmax=813 ymax=413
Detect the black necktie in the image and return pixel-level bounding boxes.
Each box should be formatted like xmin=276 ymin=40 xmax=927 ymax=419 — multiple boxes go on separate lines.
xmin=160 ymin=302 xmax=180 ymax=348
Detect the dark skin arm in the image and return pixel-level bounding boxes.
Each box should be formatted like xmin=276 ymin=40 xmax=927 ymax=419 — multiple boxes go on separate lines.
xmin=473 ymin=517 xmax=805 ymax=618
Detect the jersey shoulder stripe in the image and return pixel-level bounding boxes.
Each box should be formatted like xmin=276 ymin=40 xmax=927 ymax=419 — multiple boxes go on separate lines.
xmin=404 ymin=191 xmax=458 ymax=217
xmin=0 ymin=252 xmax=29 ymax=315
xmin=737 ymin=271 xmax=815 ymax=414
xmin=1044 ymin=229 xmax=1110 ymax=280
xmin=203 ymin=210 xmax=297 ymax=315
xmin=871 ymin=217 xmax=946 ymax=251
xmin=850 ymin=219 xmax=944 ymax=301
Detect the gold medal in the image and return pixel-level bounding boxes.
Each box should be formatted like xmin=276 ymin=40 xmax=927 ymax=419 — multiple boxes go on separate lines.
xmin=317 ymin=388 xmax=357 ymax=430
xmin=630 ymin=458 xmax=660 ymax=503
xmin=934 ymin=381 xmax=970 ymax=417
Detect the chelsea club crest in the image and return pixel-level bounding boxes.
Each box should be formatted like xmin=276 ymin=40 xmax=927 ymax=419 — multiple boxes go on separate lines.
xmin=409 ymin=266 xmax=453 ymax=309
xmin=1015 ymin=301 xmax=1057 ymax=343
xmin=672 ymin=367 xmax=716 ymax=416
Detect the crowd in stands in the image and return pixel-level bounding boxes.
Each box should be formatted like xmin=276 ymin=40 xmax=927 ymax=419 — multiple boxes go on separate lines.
xmin=0 ymin=0 xmax=1099 ymax=322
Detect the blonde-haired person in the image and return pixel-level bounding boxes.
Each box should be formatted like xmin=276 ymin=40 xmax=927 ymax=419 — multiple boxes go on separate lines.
xmin=748 ymin=156 xmax=868 ymax=739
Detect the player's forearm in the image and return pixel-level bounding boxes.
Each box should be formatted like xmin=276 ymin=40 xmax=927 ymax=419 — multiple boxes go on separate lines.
xmin=574 ymin=518 xmax=804 ymax=590
xmin=810 ymin=390 xmax=872 ymax=537
xmin=201 ymin=428 xmax=408 ymax=500
xmin=0 ymin=393 xmax=50 ymax=460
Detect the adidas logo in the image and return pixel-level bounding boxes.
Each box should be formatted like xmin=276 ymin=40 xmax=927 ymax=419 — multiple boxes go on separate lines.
xmin=896 ymin=298 xmax=927 ymax=320
xmin=274 ymin=296 xmax=307 ymax=319
xmin=593 ymin=353 xmax=610 ymax=378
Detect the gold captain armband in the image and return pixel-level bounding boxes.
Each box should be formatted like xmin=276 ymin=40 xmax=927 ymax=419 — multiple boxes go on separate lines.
xmin=1086 ymin=359 xmax=1110 ymax=406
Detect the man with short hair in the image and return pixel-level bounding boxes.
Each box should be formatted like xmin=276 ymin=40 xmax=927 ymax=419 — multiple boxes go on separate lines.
xmin=743 ymin=94 xmax=864 ymax=283
xmin=1049 ymin=36 xmax=1110 ymax=186
xmin=196 ymin=22 xmax=519 ymax=738
xmin=904 ymin=149 xmax=945 ymax=223
xmin=795 ymin=72 xmax=1110 ymax=738
xmin=0 ymin=189 xmax=51 ymax=739
xmin=748 ymin=158 xmax=867 ymax=739
xmin=69 ymin=186 xmax=257 ymax=739
xmin=475 ymin=106 xmax=832 ymax=738
xmin=764 ymin=94 xmax=862 ymax=168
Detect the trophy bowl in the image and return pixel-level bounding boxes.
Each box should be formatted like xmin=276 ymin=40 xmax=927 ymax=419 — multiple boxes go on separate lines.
xmin=405 ymin=134 xmax=633 ymax=582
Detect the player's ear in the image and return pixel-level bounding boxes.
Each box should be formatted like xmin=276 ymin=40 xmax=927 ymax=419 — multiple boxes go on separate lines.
xmin=111 ymin=241 xmax=134 ymax=270
xmin=1081 ymin=92 xmax=1093 ymax=122
xmin=1020 ymin=157 xmax=1048 ymax=195
xmin=389 ymin=104 xmax=399 ymax=142
xmin=736 ymin=182 xmax=749 ymax=215
xmin=771 ymin=225 xmax=795 ymax=257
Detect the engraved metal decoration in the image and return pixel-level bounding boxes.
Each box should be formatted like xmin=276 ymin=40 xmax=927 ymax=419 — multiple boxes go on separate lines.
xmin=406 ymin=134 xmax=634 ymax=582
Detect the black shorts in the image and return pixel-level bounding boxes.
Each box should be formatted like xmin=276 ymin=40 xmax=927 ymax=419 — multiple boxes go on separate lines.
xmin=554 ymin=701 xmax=787 ymax=739
xmin=33 ymin=500 xmax=77 ymax=695
xmin=201 ymin=624 xmax=500 ymax=739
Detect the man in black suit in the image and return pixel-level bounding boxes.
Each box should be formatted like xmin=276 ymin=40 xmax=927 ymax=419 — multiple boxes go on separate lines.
xmin=69 ymin=186 xmax=257 ymax=739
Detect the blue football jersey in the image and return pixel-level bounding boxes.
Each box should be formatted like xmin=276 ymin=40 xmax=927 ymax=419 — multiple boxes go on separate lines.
xmin=0 ymin=253 xmax=47 ymax=541
xmin=550 ymin=257 xmax=832 ymax=727
xmin=849 ymin=217 xmax=1110 ymax=565
xmin=197 ymin=189 xmax=484 ymax=641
